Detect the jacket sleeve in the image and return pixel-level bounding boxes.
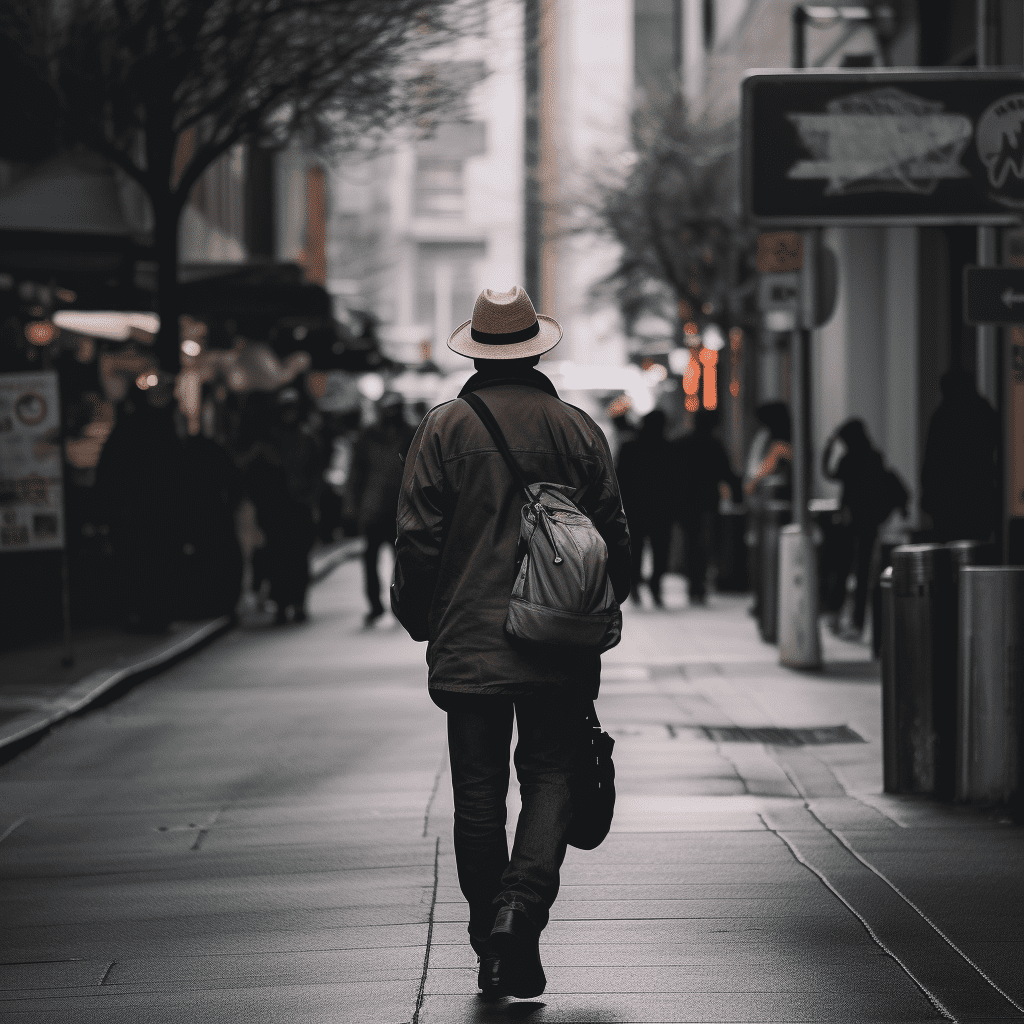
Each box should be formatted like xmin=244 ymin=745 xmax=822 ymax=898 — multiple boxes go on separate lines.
xmin=391 ymin=409 xmax=448 ymax=641
xmin=579 ymin=419 xmax=632 ymax=604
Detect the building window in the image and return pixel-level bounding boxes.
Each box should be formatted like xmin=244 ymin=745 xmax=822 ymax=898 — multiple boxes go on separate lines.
xmin=415 ymin=158 xmax=465 ymax=218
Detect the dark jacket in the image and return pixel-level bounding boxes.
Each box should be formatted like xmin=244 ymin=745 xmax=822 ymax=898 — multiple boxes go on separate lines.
xmin=351 ymin=417 xmax=417 ymax=535
xmin=392 ymin=366 xmax=631 ymax=697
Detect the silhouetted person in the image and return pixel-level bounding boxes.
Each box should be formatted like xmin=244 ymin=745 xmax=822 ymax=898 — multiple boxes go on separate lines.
xmin=96 ymin=379 xmax=186 ymax=632
xmin=180 ymin=427 xmax=244 ymax=619
xmin=351 ymin=392 xmax=416 ymax=627
xmin=922 ymin=369 xmax=1000 ymax=543
xmin=822 ymin=419 xmax=889 ymax=635
xmin=616 ymin=409 xmax=673 ymax=606
xmin=675 ymin=407 xmax=741 ymax=606
xmin=243 ymin=388 xmax=323 ymax=624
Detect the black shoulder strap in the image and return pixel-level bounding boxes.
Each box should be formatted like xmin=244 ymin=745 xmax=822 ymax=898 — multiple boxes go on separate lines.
xmin=462 ymin=393 xmax=536 ymax=504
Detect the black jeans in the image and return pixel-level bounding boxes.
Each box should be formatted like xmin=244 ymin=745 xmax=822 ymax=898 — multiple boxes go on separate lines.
xmin=439 ymin=690 xmax=583 ymax=945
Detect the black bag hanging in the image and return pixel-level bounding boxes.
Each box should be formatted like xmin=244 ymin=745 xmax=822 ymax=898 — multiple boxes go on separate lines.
xmin=566 ymin=700 xmax=616 ymax=850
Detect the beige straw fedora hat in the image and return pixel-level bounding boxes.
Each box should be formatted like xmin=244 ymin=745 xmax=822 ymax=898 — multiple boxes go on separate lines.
xmin=448 ymin=286 xmax=561 ymax=359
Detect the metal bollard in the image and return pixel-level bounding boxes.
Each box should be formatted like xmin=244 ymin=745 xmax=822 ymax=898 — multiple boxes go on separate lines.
xmin=890 ymin=544 xmax=956 ymax=795
xmin=879 ymin=566 xmax=898 ymax=792
xmin=956 ymin=567 xmax=1024 ymax=805
xmin=759 ymin=499 xmax=791 ymax=644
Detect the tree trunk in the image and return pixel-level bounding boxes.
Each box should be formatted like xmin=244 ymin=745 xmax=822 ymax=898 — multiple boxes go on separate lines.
xmin=152 ymin=195 xmax=182 ymax=373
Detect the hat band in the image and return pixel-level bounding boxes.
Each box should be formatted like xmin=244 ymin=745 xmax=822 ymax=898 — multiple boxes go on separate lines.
xmin=470 ymin=320 xmax=540 ymax=345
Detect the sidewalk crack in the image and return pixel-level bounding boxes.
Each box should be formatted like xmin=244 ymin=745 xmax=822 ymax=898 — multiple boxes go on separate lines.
xmin=410 ymin=835 xmax=440 ymax=1024
xmin=760 ymin=812 xmax=957 ymax=1022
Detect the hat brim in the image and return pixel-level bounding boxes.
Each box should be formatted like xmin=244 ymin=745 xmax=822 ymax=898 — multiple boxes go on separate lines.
xmin=447 ymin=315 xmax=562 ymax=360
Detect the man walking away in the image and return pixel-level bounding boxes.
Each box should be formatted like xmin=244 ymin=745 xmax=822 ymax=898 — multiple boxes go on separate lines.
xmin=392 ymin=287 xmax=630 ymax=1001
xmin=822 ymin=419 xmax=900 ymax=637
xmin=922 ymin=368 xmax=999 ymax=543
xmin=351 ymin=392 xmax=416 ymax=627
xmin=675 ymin=407 xmax=741 ymax=606
xmin=616 ymin=408 xmax=673 ymax=606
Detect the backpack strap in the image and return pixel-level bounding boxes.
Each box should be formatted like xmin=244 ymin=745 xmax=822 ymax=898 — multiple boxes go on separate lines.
xmin=462 ymin=393 xmax=537 ymax=505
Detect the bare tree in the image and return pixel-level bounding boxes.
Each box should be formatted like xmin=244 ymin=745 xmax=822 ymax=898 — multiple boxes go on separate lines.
xmin=586 ymin=98 xmax=749 ymax=339
xmin=1 ymin=0 xmax=472 ymax=368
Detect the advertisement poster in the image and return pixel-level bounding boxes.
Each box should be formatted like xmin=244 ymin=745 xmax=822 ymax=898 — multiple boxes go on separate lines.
xmin=0 ymin=371 xmax=65 ymax=552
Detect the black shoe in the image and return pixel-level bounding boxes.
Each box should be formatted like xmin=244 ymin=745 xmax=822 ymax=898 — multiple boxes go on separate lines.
xmin=479 ymin=906 xmax=546 ymax=1000
xmin=363 ymin=608 xmax=384 ymax=629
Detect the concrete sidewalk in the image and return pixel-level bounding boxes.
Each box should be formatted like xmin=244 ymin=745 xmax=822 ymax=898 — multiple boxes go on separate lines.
xmin=414 ymin=583 xmax=1024 ymax=1021
xmin=0 ymin=537 xmax=361 ymax=762
xmin=1 ymin=563 xmax=1022 ymax=1023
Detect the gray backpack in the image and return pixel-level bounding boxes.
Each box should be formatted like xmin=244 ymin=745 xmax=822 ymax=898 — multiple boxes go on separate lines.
xmin=463 ymin=392 xmax=622 ymax=653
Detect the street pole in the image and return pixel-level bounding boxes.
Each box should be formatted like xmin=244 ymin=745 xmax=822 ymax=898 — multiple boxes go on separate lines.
xmin=778 ymin=229 xmax=823 ymax=668
xmin=977 ymin=0 xmax=999 ymax=409
xmin=779 ymin=6 xmax=823 ymax=669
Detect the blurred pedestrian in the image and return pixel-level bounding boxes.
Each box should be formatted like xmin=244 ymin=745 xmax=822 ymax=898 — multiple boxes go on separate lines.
xmin=242 ymin=387 xmax=323 ymax=624
xmin=616 ymin=409 xmax=673 ymax=606
xmin=922 ymin=368 xmax=999 ymax=543
xmin=351 ymin=392 xmax=416 ymax=627
xmin=392 ymin=287 xmax=630 ymax=1000
xmin=179 ymin=399 xmax=244 ymax=620
xmin=822 ymin=418 xmax=906 ymax=636
xmin=675 ymin=407 xmax=741 ymax=606
xmin=96 ymin=377 xmax=185 ymax=632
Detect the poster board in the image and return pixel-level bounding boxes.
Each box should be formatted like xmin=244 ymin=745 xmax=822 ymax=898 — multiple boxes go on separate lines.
xmin=743 ymin=69 xmax=1024 ymax=225
xmin=0 ymin=371 xmax=65 ymax=551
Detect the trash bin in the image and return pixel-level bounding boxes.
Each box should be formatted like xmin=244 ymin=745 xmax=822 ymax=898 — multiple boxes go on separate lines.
xmin=956 ymin=567 xmax=1024 ymax=805
xmin=759 ymin=499 xmax=791 ymax=644
xmin=890 ymin=544 xmax=956 ymax=795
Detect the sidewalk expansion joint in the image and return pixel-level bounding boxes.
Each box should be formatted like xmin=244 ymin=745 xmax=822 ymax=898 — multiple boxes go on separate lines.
xmin=760 ymin=812 xmax=958 ymax=1022
xmin=409 ymin=835 xmax=440 ymax=1024
xmin=422 ymin=742 xmax=448 ymax=838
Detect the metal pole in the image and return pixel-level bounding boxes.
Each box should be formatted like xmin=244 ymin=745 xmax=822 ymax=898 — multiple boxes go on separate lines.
xmin=792 ymin=6 xmax=807 ymax=70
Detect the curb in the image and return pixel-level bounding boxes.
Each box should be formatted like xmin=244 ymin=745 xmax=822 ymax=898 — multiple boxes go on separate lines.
xmin=0 ymin=615 xmax=233 ymax=765
xmin=0 ymin=536 xmax=364 ymax=766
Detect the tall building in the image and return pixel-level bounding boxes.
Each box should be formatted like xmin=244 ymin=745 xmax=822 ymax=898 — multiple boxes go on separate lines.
xmin=327 ymin=1 xmax=524 ymax=372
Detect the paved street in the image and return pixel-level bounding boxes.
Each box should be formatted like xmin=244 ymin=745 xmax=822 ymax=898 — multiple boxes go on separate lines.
xmin=2 ymin=563 xmax=1023 ymax=1023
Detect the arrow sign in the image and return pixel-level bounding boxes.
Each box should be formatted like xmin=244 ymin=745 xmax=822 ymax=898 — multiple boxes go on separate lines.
xmin=964 ymin=267 xmax=1024 ymax=326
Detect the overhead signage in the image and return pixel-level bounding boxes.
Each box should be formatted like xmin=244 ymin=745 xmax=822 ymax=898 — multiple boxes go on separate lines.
xmin=0 ymin=371 xmax=65 ymax=552
xmin=743 ymin=69 xmax=1024 ymax=225
xmin=963 ymin=267 xmax=1024 ymax=325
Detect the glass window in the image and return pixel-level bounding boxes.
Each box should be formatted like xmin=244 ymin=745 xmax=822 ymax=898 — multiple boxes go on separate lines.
xmin=415 ymin=158 xmax=464 ymax=218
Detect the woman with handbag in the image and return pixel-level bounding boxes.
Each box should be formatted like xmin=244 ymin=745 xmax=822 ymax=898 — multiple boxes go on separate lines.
xmin=392 ymin=287 xmax=631 ymax=1000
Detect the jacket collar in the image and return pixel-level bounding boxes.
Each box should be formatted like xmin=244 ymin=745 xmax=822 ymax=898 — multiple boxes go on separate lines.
xmin=458 ymin=365 xmax=560 ymax=399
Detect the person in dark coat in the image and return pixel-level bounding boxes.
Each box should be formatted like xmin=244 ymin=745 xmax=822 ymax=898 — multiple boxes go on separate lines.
xmin=351 ymin=392 xmax=417 ymax=627
xmin=674 ymin=407 xmax=741 ymax=605
xmin=392 ymin=287 xmax=630 ymax=1001
xmin=96 ymin=378 xmax=186 ymax=632
xmin=179 ymin=425 xmax=244 ymax=619
xmin=242 ymin=387 xmax=323 ymax=624
xmin=822 ymin=418 xmax=890 ymax=635
xmin=615 ymin=409 xmax=673 ymax=606
xmin=922 ymin=369 xmax=1000 ymax=543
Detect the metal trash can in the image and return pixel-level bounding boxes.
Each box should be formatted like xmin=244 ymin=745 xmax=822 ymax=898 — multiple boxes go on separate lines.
xmin=956 ymin=567 xmax=1024 ymax=805
xmin=872 ymin=542 xmax=901 ymax=658
xmin=890 ymin=544 xmax=956 ymax=795
xmin=759 ymin=499 xmax=791 ymax=644
xmin=879 ymin=566 xmax=899 ymax=792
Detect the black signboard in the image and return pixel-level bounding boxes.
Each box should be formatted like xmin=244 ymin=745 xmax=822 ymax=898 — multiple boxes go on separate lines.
xmin=963 ymin=266 xmax=1024 ymax=325
xmin=743 ymin=69 xmax=1024 ymax=225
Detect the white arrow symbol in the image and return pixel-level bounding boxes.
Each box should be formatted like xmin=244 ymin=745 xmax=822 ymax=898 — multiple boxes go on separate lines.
xmin=1002 ymin=287 xmax=1024 ymax=309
